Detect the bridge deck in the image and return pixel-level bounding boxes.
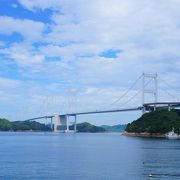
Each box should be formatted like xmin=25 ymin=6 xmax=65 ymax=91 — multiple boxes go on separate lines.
xmin=67 ymin=107 xmax=143 ymax=116
xmin=25 ymin=107 xmax=143 ymax=121
xmin=144 ymin=102 xmax=180 ymax=106
xmin=24 ymin=101 xmax=180 ymax=121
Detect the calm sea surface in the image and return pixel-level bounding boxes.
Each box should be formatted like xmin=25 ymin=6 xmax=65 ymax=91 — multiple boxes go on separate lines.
xmin=0 ymin=132 xmax=180 ymax=180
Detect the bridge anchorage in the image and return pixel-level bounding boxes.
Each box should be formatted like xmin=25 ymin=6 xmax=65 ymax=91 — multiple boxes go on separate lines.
xmin=25 ymin=73 xmax=180 ymax=132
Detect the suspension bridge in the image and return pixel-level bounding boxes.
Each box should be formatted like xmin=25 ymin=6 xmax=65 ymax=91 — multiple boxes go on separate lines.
xmin=25 ymin=73 xmax=180 ymax=132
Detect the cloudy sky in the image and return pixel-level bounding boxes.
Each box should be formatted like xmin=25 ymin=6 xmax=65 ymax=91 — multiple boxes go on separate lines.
xmin=0 ymin=0 xmax=180 ymax=125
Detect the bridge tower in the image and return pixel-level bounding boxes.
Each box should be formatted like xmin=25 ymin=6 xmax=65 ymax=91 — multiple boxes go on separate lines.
xmin=142 ymin=73 xmax=158 ymax=113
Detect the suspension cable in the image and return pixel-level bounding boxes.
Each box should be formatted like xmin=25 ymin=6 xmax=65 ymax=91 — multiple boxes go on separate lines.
xmin=158 ymin=87 xmax=179 ymax=101
xmin=158 ymin=77 xmax=176 ymax=90
xmin=101 ymin=74 xmax=143 ymax=110
xmin=117 ymin=78 xmax=153 ymax=108
xmin=158 ymin=76 xmax=180 ymax=101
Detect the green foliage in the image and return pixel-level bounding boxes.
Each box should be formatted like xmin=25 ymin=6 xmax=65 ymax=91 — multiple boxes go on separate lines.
xmin=126 ymin=109 xmax=180 ymax=134
xmin=70 ymin=122 xmax=106 ymax=132
xmin=0 ymin=118 xmax=12 ymax=131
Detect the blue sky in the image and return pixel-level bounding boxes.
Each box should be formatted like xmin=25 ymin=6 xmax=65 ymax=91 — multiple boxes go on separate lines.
xmin=0 ymin=0 xmax=180 ymax=125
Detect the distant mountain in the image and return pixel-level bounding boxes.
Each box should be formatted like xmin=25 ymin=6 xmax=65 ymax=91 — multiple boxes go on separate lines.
xmin=101 ymin=124 xmax=127 ymax=132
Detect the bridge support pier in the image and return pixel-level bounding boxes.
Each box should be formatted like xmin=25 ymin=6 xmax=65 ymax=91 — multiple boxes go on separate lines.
xmin=154 ymin=105 xmax=157 ymax=111
xmin=168 ymin=104 xmax=171 ymax=111
xmin=142 ymin=107 xmax=146 ymax=114
xmin=53 ymin=115 xmax=67 ymax=132
xmin=53 ymin=114 xmax=77 ymax=133
xmin=65 ymin=115 xmax=77 ymax=133
xmin=74 ymin=115 xmax=77 ymax=132
xmin=54 ymin=114 xmax=60 ymax=132
xmin=66 ymin=115 xmax=69 ymax=132
xmin=50 ymin=117 xmax=53 ymax=131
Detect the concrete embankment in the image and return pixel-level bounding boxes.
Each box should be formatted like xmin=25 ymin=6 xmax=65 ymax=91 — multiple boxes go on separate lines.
xmin=122 ymin=131 xmax=165 ymax=138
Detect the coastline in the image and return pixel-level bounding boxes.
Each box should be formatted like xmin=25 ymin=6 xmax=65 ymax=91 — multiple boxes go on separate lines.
xmin=122 ymin=131 xmax=165 ymax=138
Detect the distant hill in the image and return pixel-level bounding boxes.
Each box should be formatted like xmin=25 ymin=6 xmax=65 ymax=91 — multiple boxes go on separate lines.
xmin=0 ymin=118 xmax=12 ymax=131
xmin=70 ymin=122 xmax=106 ymax=133
xmin=101 ymin=124 xmax=127 ymax=132
xmin=125 ymin=109 xmax=180 ymax=136
xmin=12 ymin=120 xmax=51 ymax=131
xmin=0 ymin=119 xmax=51 ymax=131
xmin=0 ymin=119 xmax=106 ymax=133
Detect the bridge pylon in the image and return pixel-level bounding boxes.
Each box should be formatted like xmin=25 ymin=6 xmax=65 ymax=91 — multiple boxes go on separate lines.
xmin=142 ymin=73 xmax=158 ymax=113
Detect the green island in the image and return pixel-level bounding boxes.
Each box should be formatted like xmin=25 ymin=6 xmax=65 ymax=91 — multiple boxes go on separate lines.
xmin=124 ymin=109 xmax=180 ymax=137
xmin=0 ymin=119 xmax=106 ymax=132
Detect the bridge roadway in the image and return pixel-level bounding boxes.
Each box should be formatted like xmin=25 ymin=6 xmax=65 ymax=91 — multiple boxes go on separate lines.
xmin=25 ymin=101 xmax=180 ymax=121
xmin=25 ymin=106 xmax=143 ymax=121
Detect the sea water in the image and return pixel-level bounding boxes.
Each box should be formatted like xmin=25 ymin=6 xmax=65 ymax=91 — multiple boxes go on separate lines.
xmin=0 ymin=132 xmax=180 ymax=180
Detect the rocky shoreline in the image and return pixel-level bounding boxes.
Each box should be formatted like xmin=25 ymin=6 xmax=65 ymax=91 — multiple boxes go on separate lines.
xmin=122 ymin=131 xmax=165 ymax=138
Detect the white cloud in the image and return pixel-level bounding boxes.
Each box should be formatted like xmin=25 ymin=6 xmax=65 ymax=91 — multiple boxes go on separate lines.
xmin=0 ymin=41 xmax=5 ymax=47
xmin=0 ymin=43 xmax=44 ymax=66
xmin=16 ymin=0 xmax=180 ymax=70
xmin=0 ymin=16 xmax=45 ymax=41
xmin=18 ymin=0 xmax=63 ymax=11
xmin=0 ymin=77 xmax=21 ymax=90
xmin=1 ymin=0 xmax=180 ymax=122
